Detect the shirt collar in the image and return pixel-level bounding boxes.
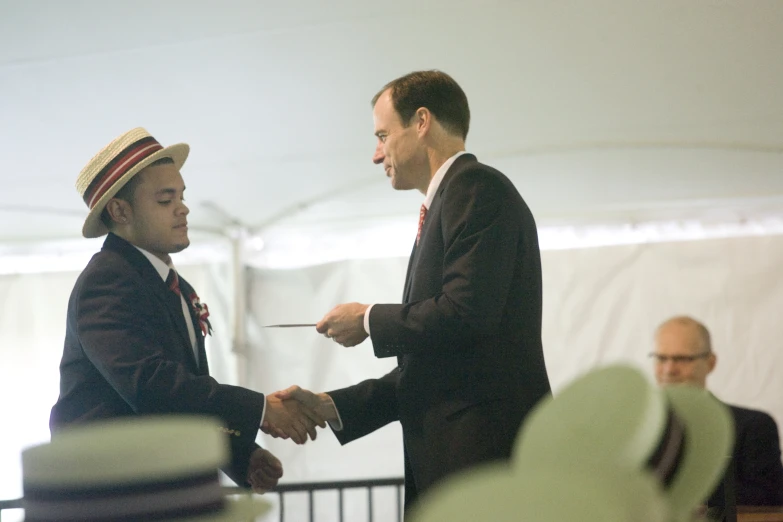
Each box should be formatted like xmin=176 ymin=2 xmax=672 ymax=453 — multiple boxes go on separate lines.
xmin=423 ymin=151 xmax=469 ymax=210
xmin=133 ymin=245 xmax=174 ymax=282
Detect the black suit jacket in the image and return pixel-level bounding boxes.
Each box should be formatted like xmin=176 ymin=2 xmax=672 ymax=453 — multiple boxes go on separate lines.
xmin=50 ymin=233 xmax=265 ymax=486
xmin=709 ymin=404 xmax=783 ymax=507
xmin=329 ymin=154 xmax=551 ymax=510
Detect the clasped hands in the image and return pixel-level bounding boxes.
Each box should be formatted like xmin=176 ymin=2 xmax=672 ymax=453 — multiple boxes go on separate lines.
xmin=249 ymin=386 xmax=335 ymax=493
xmin=260 ymin=385 xmax=339 ymax=442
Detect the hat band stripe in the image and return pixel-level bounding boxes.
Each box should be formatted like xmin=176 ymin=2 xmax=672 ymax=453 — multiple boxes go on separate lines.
xmin=24 ymin=470 xmax=216 ymax=501
xmin=23 ymin=475 xmax=223 ymax=521
xmin=646 ymin=407 xmax=686 ymax=488
xmin=84 ymin=139 xmax=163 ymax=209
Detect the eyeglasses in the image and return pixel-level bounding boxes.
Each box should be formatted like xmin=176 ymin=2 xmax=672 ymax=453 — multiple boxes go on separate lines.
xmin=648 ymin=352 xmax=711 ymax=364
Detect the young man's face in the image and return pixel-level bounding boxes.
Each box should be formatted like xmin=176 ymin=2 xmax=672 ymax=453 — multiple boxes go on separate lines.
xmin=124 ymin=163 xmax=190 ymax=262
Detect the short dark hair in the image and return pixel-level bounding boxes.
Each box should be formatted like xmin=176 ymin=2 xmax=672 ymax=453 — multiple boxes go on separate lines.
xmin=372 ymin=70 xmax=470 ymax=140
xmin=100 ymin=157 xmax=175 ymax=230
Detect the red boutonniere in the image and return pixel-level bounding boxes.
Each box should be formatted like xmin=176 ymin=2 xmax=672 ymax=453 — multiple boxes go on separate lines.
xmin=189 ymin=293 xmax=212 ymax=336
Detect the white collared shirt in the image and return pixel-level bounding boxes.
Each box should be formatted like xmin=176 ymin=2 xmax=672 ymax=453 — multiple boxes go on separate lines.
xmin=363 ymin=151 xmax=469 ymax=335
xmin=133 ymin=246 xmax=198 ymax=363
xmin=422 ymin=150 xmax=469 ymax=211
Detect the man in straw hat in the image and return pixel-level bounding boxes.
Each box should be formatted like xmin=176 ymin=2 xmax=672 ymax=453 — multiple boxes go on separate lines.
xmin=652 ymin=315 xmax=783 ymax=508
xmin=23 ymin=416 xmax=271 ymax=521
xmin=50 ymin=128 xmax=325 ymax=492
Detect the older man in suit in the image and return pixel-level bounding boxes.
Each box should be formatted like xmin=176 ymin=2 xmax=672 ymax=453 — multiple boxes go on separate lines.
xmin=50 ymin=128 xmax=323 ymax=491
xmin=652 ymin=315 xmax=783 ymax=507
xmin=273 ymin=71 xmax=552 ymax=513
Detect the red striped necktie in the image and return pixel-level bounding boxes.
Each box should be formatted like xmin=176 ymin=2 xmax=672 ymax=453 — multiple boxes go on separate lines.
xmin=417 ymin=204 xmax=428 ymax=245
xmin=166 ymin=269 xmax=181 ymax=296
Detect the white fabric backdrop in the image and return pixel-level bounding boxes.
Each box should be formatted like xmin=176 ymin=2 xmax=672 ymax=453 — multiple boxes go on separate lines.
xmin=2 ymin=232 xmax=782 ymax=522
xmin=246 ymin=233 xmax=783 ymax=521
xmin=245 ymin=258 xmax=407 ymax=521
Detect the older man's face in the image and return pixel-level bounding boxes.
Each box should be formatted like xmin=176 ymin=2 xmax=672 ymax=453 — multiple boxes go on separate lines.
xmin=653 ymin=322 xmax=716 ymax=388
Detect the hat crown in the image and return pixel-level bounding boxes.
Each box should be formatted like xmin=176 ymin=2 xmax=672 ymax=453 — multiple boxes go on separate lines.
xmin=76 ymin=127 xmax=153 ymax=197
xmin=515 ymin=366 xmax=667 ymax=470
xmin=22 ymin=417 xmax=231 ymax=521
xmin=23 ymin=416 xmax=228 ymax=487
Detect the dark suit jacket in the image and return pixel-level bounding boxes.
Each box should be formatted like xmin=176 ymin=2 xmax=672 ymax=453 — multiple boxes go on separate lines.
xmin=709 ymin=404 xmax=783 ymax=507
xmin=328 ymin=154 xmax=551 ymax=510
xmin=50 ymin=233 xmax=265 ymax=486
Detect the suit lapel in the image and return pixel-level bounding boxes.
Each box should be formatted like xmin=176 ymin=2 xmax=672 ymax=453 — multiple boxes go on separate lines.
xmin=164 ymin=290 xmax=197 ymax=368
xmin=178 ymin=276 xmax=209 ymax=374
xmin=402 ymin=242 xmax=417 ymax=304
xmin=402 ymin=154 xmax=477 ymax=304
xmin=102 ymin=234 xmax=199 ymax=372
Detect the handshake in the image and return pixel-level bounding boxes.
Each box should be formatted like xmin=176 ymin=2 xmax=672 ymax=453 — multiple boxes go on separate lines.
xmin=260 ymin=385 xmax=340 ymax=444
xmin=247 ymin=386 xmax=337 ymax=493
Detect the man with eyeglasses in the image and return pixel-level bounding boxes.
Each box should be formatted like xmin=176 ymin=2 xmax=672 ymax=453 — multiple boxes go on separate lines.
xmin=651 ymin=316 xmax=783 ymax=507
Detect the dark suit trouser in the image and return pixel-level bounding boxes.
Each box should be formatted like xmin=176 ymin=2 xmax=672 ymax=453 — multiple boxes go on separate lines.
xmin=402 ymin=398 xmax=525 ymax=512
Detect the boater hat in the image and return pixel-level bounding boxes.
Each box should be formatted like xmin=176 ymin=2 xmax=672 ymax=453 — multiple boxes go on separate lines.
xmin=76 ymin=127 xmax=189 ymax=238
xmin=409 ymin=462 xmax=671 ymax=522
xmin=22 ymin=416 xmax=270 ymax=522
xmin=512 ymin=364 xmax=733 ymax=518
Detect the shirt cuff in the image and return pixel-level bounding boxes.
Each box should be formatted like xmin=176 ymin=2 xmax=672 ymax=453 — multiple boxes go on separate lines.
xmin=259 ymin=396 xmax=267 ymax=427
xmin=363 ymin=304 xmax=374 ymax=336
xmin=325 ymin=393 xmax=344 ymax=432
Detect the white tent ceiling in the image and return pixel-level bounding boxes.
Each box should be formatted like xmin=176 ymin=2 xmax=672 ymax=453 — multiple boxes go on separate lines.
xmin=1 ymin=0 xmax=782 ymax=246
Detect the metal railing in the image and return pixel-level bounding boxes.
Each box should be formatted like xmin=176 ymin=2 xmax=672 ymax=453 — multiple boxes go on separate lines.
xmin=0 ymin=497 xmax=23 ymax=521
xmin=0 ymin=477 xmax=405 ymax=522
xmin=226 ymin=477 xmax=405 ymax=522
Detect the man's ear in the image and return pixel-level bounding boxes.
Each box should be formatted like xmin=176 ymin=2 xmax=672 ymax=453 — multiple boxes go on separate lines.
xmin=706 ymin=352 xmax=717 ymax=374
xmin=105 ymin=198 xmax=132 ymax=225
xmin=415 ymin=107 xmax=432 ymax=137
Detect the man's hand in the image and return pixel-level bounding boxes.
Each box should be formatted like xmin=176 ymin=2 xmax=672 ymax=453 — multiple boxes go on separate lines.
xmin=316 ymin=302 xmax=369 ymax=347
xmin=247 ymin=448 xmax=283 ymax=494
xmin=262 ymin=394 xmax=326 ymax=444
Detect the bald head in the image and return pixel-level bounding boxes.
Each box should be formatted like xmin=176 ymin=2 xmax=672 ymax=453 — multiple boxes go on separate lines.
xmin=652 ymin=316 xmax=716 ymax=389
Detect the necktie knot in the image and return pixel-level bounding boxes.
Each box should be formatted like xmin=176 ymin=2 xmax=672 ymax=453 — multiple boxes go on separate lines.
xmin=166 ymin=269 xmax=180 ymax=296
xmin=417 ymin=204 xmax=428 ymax=245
